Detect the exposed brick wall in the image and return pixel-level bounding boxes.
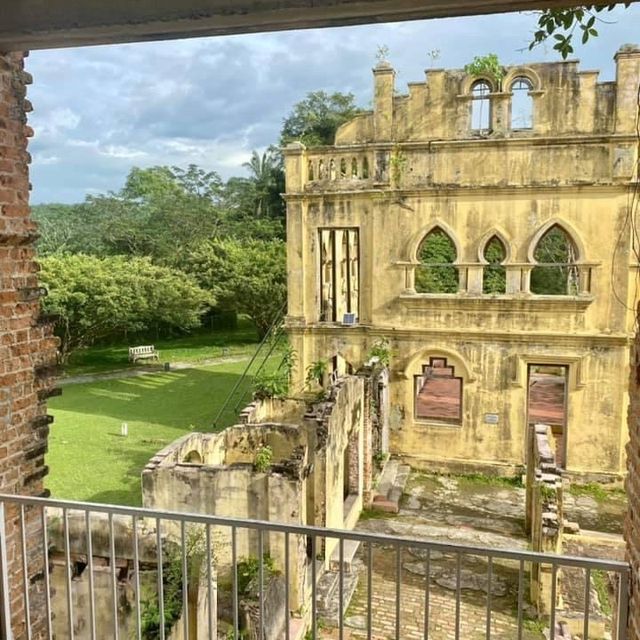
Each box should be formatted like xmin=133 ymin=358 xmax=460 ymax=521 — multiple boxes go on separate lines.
xmin=0 ymin=50 xmax=58 ymax=639
xmin=626 ymin=311 xmax=640 ymax=640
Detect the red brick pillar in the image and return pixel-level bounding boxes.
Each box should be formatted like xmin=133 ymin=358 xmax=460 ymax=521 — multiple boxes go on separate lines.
xmin=627 ymin=312 xmax=640 ymax=640
xmin=0 ymin=50 xmax=58 ymax=639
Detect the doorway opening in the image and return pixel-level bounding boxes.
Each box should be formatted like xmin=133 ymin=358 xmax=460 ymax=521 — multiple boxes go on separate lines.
xmin=527 ymin=364 xmax=568 ymax=467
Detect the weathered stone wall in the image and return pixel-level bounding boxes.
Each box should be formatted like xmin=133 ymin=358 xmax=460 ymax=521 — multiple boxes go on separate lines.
xmin=625 ymin=312 xmax=640 ymax=640
xmin=0 ymin=50 xmax=58 ymax=639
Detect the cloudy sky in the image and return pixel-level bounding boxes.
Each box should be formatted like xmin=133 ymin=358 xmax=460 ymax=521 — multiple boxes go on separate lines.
xmin=27 ymin=6 xmax=640 ymax=203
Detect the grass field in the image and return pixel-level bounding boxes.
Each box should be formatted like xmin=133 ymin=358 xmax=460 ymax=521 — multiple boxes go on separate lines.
xmin=46 ymin=359 xmax=261 ymax=506
xmin=65 ymin=320 xmax=260 ymax=376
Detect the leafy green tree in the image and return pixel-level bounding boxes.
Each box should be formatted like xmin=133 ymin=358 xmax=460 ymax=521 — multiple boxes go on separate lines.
xmin=40 ymin=254 xmax=212 ymax=361
xmin=530 ymin=226 xmax=579 ymax=295
xmin=280 ymin=91 xmax=363 ymax=147
xmin=242 ymin=148 xmax=285 ymax=220
xmin=483 ymin=237 xmax=507 ymax=294
xmin=415 ymin=229 xmax=459 ymax=294
xmin=188 ymin=239 xmax=286 ymax=338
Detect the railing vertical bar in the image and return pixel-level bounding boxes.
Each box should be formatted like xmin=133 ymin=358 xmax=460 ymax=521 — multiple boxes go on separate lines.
xmin=0 ymin=503 xmax=12 ymax=640
xmin=395 ymin=543 xmax=401 ymax=640
xmin=455 ymin=552 xmax=461 ymax=640
xmin=517 ymin=559 xmax=524 ymax=640
xmin=486 ymin=555 xmax=492 ymax=640
xmin=284 ymin=531 xmax=290 ymax=640
xmin=231 ymin=525 xmax=238 ymax=639
xmin=156 ymin=518 xmax=165 ymax=640
xmin=424 ymin=549 xmax=430 ymax=640
xmin=63 ymin=507 xmax=74 ymax=640
xmin=583 ymin=567 xmax=590 ymax=640
xmin=41 ymin=506 xmax=52 ymax=640
xmin=85 ymin=511 xmax=96 ymax=640
xmin=617 ymin=569 xmax=630 ymax=640
xmin=19 ymin=505 xmax=31 ymax=639
xmin=259 ymin=529 xmax=264 ymax=640
xmin=339 ymin=538 xmax=344 ymax=640
xmin=109 ymin=513 xmax=119 ymax=640
xmin=550 ymin=563 xmax=557 ymax=640
xmin=206 ymin=525 xmax=213 ymax=640
xmin=367 ymin=542 xmax=372 ymax=640
xmin=132 ymin=515 xmax=141 ymax=640
xmin=181 ymin=521 xmax=189 ymax=640
xmin=311 ymin=535 xmax=317 ymax=640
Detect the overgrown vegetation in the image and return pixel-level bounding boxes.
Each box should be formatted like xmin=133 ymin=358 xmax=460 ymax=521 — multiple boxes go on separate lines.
xmin=455 ymin=473 xmax=524 ymax=489
xmin=305 ymin=359 xmax=328 ymax=390
xmin=254 ymin=446 xmax=273 ymax=473
xmin=415 ymin=229 xmax=459 ymax=294
xmin=236 ymin=554 xmax=276 ymax=596
xmin=592 ymin=569 xmax=613 ymax=616
xmin=483 ymin=237 xmax=507 ymax=294
xmin=568 ymin=482 xmax=626 ymax=502
xmin=464 ymin=53 xmax=504 ymax=82
xmin=367 ymin=337 xmax=391 ymax=367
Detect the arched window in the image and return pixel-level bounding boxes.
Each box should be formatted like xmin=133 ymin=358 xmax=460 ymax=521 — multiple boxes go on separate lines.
xmin=415 ymin=228 xmax=458 ymax=293
xmin=318 ymin=160 xmax=325 ymax=179
xmin=415 ymin=357 xmax=463 ymax=424
xmin=351 ymin=158 xmax=358 ymax=178
xmin=340 ymin=158 xmax=347 ymax=178
xmin=483 ymin=235 xmax=507 ymax=294
xmin=308 ymin=161 xmax=315 ymax=181
xmin=531 ymin=225 xmax=579 ymax=295
xmin=183 ymin=450 xmax=203 ymax=464
xmin=329 ymin=159 xmax=336 ymax=180
xmin=362 ymin=157 xmax=370 ymax=179
xmin=471 ymin=80 xmax=491 ymax=131
xmin=511 ymin=77 xmax=533 ymax=129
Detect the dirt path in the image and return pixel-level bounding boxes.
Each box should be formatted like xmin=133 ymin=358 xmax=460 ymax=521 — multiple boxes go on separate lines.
xmin=59 ymin=354 xmax=251 ymax=386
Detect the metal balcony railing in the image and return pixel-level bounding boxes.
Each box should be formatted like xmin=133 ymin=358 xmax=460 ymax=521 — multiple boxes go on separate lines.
xmin=0 ymin=493 xmax=630 ymax=640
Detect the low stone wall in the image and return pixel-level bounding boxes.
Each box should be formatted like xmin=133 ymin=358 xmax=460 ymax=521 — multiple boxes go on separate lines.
xmin=525 ymin=424 xmax=564 ymax=616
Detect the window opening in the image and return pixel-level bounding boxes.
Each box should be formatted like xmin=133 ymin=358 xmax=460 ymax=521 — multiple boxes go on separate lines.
xmin=340 ymin=158 xmax=347 ymax=178
xmin=415 ymin=228 xmax=458 ymax=293
xmin=527 ymin=364 xmax=568 ymax=467
xmin=329 ymin=159 xmax=336 ymax=180
xmin=362 ymin=157 xmax=369 ymax=179
xmin=530 ymin=225 xmax=579 ymax=295
xmin=483 ymin=235 xmax=507 ymax=294
xmin=471 ymin=80 xmax=491 ymax=131
xmin=308 ymin=161 xmax=314 ymax=181
xmin=511 ymin=77 xmax=533 ymax=129
xmin=318 ymin=160 xmax=325 ymax=179
xmin=319 ymin=228 xmax=359 ymax=322
xmin=415 ymin=357 xmax=463 ymax=424
xmin=351 ymin=158 xmax=358 ymax=178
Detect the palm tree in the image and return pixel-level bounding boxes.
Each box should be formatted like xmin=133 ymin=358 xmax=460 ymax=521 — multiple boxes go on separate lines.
xmin=243 ymin=150 xmax=277 ymax=218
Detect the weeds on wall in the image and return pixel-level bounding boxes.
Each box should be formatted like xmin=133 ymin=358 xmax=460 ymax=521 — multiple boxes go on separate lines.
xmin=389 ymin=146 xmax=407 ymax=188
xmin=305 ymin=359 xmax=328 ymax=391
xmin=252 ymin=345 xmax=297 ymax=400
xmin=254 ymin=445 xmax=273 ymax=472
xmin=464 ymin=54 xmax=505 ymax=84
xmin=236 ymin=554 xmax=277 ymax=596
xmin=367 ymin=338 xmax=391 ymax=367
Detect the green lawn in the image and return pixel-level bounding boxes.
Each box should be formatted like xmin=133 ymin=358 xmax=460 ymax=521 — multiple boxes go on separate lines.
xmin=64 ymin=320 xmax=260 ymax=376
xmin=46 ymin=360 xmax=260 ymax=506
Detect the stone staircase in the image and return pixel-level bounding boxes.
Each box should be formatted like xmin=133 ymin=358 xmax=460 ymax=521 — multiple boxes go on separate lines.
xmin=371 ymin=458 xmax=411 ymax=513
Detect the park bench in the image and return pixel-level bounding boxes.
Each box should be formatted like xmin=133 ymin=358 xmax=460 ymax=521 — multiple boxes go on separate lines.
xmin=128 ymin=345 xmax=159 ymax=363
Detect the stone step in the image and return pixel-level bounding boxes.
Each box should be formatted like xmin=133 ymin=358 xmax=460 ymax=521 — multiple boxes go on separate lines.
xmin=329 ymin=538 xmax=360 ymax=573
xmin=372 ymin=460 xmax=411 ymax=514
xmin=316 ymin=566 xmax=360 ymax=627
xmin=374 ymin=458 xmax=399 ymax=498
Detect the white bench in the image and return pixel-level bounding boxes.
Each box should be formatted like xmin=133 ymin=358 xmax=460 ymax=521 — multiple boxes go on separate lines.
xmin=128 ymin=345 xmax=159 ymax=363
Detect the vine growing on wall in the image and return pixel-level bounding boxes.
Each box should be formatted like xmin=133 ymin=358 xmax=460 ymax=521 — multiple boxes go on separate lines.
xmin=389 ymin=146 xmax=407 ymax=188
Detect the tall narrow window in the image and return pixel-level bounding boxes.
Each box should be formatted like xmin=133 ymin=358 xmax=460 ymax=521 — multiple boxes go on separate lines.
xmin=319 ymin=228 xmax=359 ymax=322
xmin=483 ymin=235 xmax=507 ymax=294
xmin=415 ymin=357 xmax=463 ymax=424
xmin=362 ymin=157 xmax=370 ymax=179
xmin=308 ymin=161 xmax=315 ymax=181
xmin=318 ymin=160 xmax=325 ymax=179
xmin=329 ymin=159 xmax=336 ymax=180
xmin=415 ymin=228 xmax=458 ymax=293
xmin=340 ymin=158 xmax=347 ymax=178
xmin=351 ymin=158 xmax=358 ymax=178
xmin=511 ymin=77 xmax=533 ymax=129
xmin=471 ymin=80 xmax=491 ymax=131
xmin=530 ymin=225 xmax=579 ymax=295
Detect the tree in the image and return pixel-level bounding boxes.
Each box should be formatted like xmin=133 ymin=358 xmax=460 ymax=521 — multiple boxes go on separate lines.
xmin=40 ymin=254 xmax=212 ymax=361
xmin=280 ymin=91 xmax=363 ymax=147
xmin=242 ymin=148 xmax=284 ymax=220
xmin=188 ymin=239 xmax=286 ymax=338
xmin=415 ymin=229 xmax=459 ymax=294
xmin=529 ymin=4 xmax=630 ymax=58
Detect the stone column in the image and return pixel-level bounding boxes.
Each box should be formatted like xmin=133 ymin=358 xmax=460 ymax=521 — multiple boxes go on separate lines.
xmin=0 ymin=50 xmax=58 ymax=639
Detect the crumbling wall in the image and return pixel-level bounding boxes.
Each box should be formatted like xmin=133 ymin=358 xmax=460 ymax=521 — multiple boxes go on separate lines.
xmin=526 ymin=423 xmax=564 ymax=615
xmin=0 ymin=50 xmax=58 ymax=639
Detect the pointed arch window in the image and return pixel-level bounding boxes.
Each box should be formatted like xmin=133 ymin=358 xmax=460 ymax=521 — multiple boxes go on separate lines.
xmin=531 ymin=225 xmax=579 ymax=295
xmin=483 ymin=235 xmax=507 ymax=294
xmin=415 ymin=228 xmax=459 ymax=294
xmin=511 ymin=77 xmax=533 ymax=130
xmin=471 ymin=80 xmax=491 ymax=131
xmin=318 ymin=160 xmax=325 ymax=179
xmin=351 ymin=158 xmax=358 ymax=178
xmin=329 ymin=159 xmax=336 ymax=180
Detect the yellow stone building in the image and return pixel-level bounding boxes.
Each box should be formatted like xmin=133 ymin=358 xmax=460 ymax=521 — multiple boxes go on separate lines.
xmin=283 ymin=46 xmax=640 ymax=480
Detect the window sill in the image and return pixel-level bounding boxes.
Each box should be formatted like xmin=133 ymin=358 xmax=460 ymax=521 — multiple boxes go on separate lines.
xmin=413 ymin=418 xmax=462 ymax=429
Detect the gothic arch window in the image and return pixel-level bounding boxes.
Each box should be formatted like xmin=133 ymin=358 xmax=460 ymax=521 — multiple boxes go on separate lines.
xmin=340 ymin=158 xmax=347 ymax=178
xmin=362 ymin=157 xmax=370 ymax=179
xmin=318 ymin=160 xmax=325 ymax=179
xmin=415 ymin=227 xmax=458 ymax=294
xmin=511 ymin=76 xmax=533 ymax=130
xmin=483 ymin=235 xmax=507 ymax=294
xmin=329 ymin=159 xmax=336 ymax=180
xmin=415 ymin=357 xmax=463 ymax=424
xmin=530 ymin=224 xmax=579 ymax=295
xmin=471 ymin=80 xmax=491 ymax=131
xmin=351 ymin=158 xmax=358 ymax=178
xmin=308 ymin=161 xmax=315 ymax=181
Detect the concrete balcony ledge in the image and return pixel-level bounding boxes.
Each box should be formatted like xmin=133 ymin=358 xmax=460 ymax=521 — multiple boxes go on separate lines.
xmin=397 ymin=293 xmax=595 ymax=312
